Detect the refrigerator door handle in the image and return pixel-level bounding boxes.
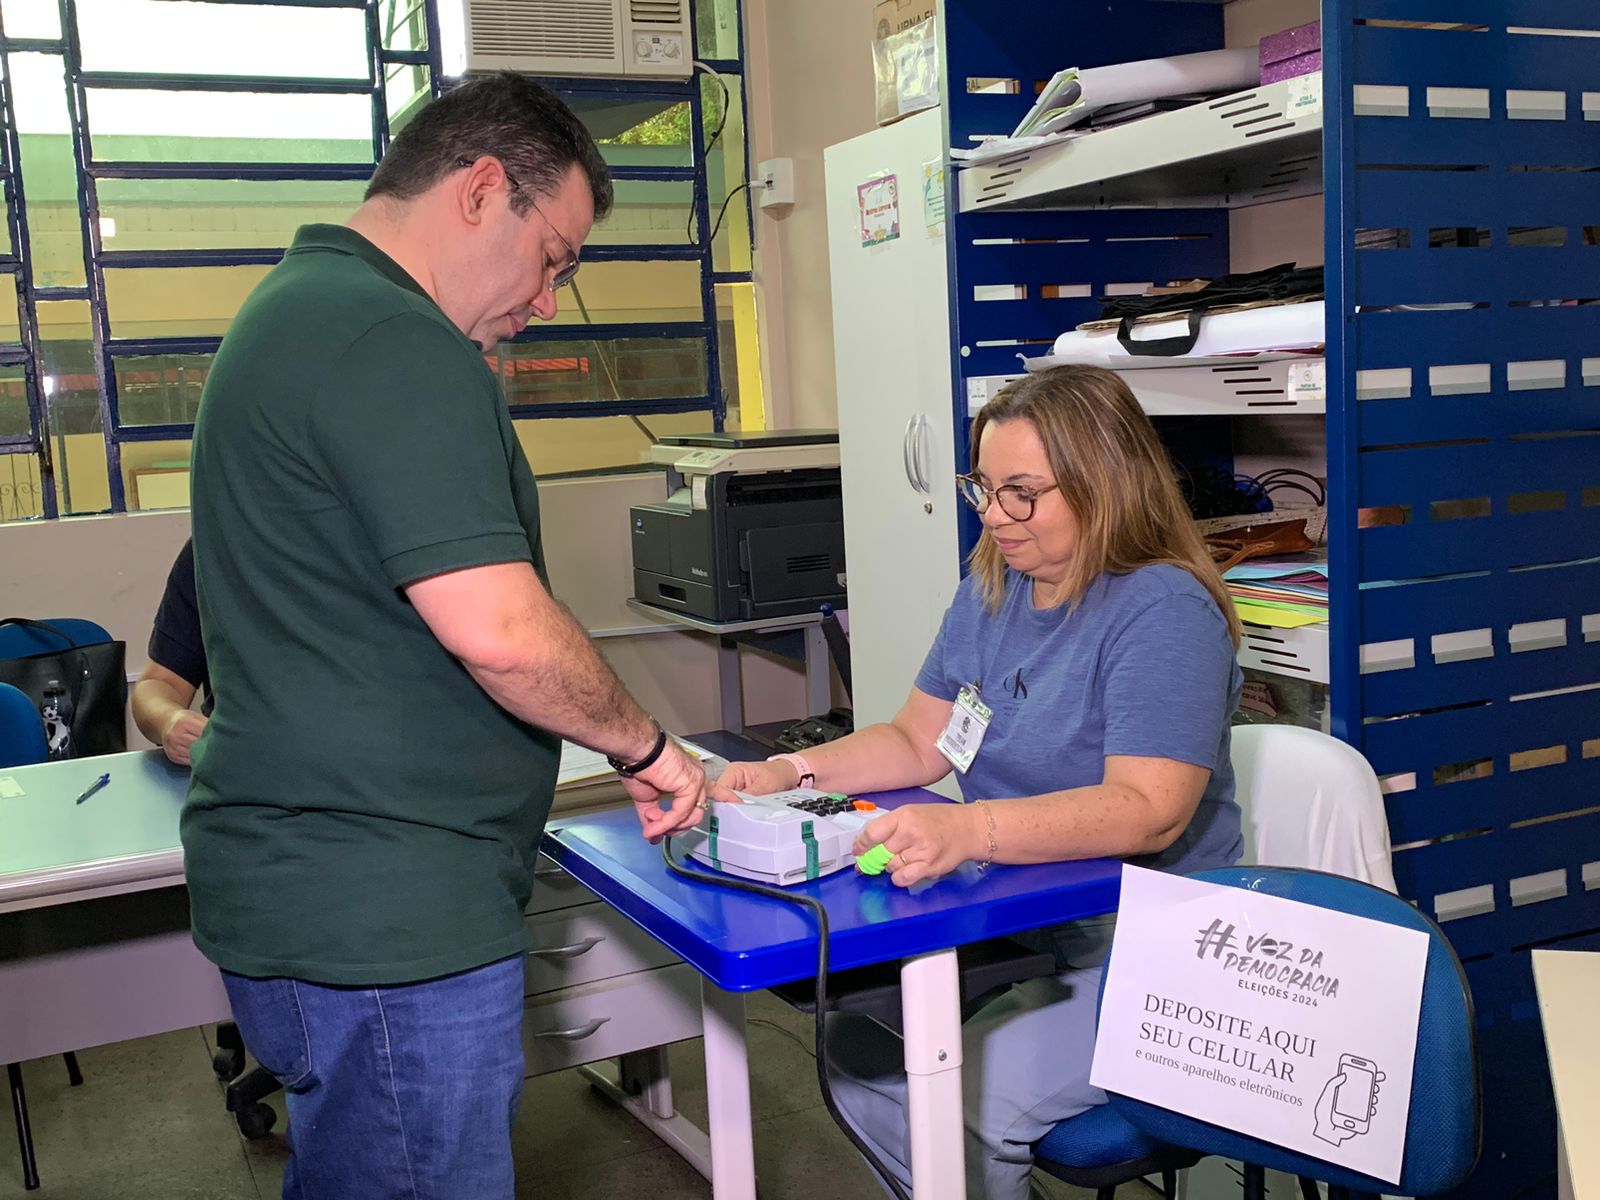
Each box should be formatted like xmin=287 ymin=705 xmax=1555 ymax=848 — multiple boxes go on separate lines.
xmin=912 ymin=414 xmax=933 ymax=495
xmin=902 ymin=414 xmax=921 ymax=492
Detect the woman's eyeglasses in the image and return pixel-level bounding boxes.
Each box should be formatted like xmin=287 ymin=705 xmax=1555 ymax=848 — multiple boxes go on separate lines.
xmin=955 ymin=473 xmax=1060 ymax=521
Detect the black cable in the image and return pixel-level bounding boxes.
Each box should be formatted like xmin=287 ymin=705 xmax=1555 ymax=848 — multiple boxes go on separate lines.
xmin=706 ymin=182 xmax=753 ymax=246
xmin=1260 ymin=479 xmax=1325 ymax=508
xmin=687 ymin=64 xmax=733 ymax=245
xmin=1255 ymin=468 xmax=1327 ymax=506
xmin=660 ymin=837 xmax=914 ymax=1200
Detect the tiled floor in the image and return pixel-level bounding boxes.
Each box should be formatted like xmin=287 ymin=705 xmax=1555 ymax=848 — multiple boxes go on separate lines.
xmin=0 ymin=992 xmax=1143 ymax=1199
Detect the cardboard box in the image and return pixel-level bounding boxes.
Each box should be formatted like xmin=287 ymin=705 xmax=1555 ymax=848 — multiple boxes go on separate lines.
xmin=874 ymin=0 xmax=935 ymax=42
xmin=1260 ymin=20 xmax=1320 ymax=85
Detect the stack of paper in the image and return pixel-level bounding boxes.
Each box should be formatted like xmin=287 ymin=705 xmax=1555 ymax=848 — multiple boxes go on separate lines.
xmin=1225 ymin=557 xmax=1328 ymax=630
xmin=1011 ymin=48 xmax=1259 ymax=139
xmin=954 ymin=47 xmax=1261 ymax=169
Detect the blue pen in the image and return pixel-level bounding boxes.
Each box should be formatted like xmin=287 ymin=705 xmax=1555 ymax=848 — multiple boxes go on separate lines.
xmin=75 ymin=772 xmax=110 ymax=805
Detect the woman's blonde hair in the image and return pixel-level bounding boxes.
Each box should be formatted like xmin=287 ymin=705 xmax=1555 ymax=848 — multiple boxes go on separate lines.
xmin=967 ymin=364 xmax=1242 ymax=648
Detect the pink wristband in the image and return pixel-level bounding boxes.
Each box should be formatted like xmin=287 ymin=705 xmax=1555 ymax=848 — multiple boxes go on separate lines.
xmin=767 ymin=752 xmax=815 ymax=788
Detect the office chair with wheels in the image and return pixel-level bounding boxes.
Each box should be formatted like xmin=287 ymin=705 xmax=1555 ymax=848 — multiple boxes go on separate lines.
xmin=1033 ymin=725 xmax=1401 ymax=1197
xmin=1111 ymin=866 xmax=1480 ymax=1200
xmin=0 ymin=681 xmax=86 ymax=1191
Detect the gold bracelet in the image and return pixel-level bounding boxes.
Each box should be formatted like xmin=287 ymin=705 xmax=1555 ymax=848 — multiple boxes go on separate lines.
xmin=975 ymin=799 xmax=998 ymax=870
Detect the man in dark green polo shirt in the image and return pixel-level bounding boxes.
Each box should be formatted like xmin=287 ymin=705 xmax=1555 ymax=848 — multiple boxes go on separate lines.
xmin=184 ymin=73 xmax=709 ymax=1200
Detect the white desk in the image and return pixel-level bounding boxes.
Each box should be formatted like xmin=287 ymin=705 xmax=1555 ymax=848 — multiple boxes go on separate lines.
xmin=1533 ymin=949 xmax=1600 ymax=1200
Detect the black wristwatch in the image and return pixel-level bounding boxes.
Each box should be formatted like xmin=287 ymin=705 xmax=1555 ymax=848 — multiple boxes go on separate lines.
xmin=607 ymin=720 xmax=668 ymax=778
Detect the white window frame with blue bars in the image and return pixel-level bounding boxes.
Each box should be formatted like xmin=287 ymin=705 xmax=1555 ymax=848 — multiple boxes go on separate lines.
xmin=0 ymin=0 xmax=753 ymax=519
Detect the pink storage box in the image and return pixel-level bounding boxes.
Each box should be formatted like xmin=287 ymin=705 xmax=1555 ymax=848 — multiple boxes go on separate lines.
xmin=1260 ymin=20 xmax=1321 ymax=84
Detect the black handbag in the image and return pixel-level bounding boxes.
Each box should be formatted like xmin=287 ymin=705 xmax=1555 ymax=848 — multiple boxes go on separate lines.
xmin=1097 ymin=263 xmax=1324 ymax=357
xmin=0 ymin=617 xmax=127 ymax=760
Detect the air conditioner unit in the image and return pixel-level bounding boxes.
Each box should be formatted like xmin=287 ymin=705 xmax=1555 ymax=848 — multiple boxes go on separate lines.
xmin=445 ymin=0 xmax=693 ymax=79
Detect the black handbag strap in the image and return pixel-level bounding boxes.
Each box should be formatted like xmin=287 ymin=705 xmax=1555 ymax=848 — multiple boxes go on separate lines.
xmin=0 ymin=616 xmax=79 ymax=650
xmin=1116 ymin=309 xmax=1206 ymax=357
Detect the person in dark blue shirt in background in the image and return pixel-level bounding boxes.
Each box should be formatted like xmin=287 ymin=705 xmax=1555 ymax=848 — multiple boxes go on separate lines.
xmin=131 ymin=539 xmax=211 ymax=765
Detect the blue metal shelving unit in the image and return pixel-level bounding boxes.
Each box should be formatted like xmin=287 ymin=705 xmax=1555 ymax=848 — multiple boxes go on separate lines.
xmin=942 ymin=3 xmax=1600 ymax=1196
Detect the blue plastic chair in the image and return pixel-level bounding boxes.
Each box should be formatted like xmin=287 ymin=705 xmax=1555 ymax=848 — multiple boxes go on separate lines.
xmin=1129 ymin=867 xmax=1477 ymax=1199
xmin=1036 ymin=866 xmax=1479 ymax=1200
xmin=0 ymin=682 xmax=47 ymax=768
xmin=1035 ymin=1101 xmax=1200 ymax=1199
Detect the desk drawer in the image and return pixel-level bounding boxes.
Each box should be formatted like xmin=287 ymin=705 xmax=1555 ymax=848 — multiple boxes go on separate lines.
xmin=526 ymin=854 xmax=595 ymax=916
xmin=523 ymin=963 xmax=702 ymax=1076
xmin=524 ymin=903 xmax=678 ymax=995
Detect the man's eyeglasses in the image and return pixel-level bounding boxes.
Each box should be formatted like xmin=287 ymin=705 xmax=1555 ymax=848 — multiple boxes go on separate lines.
xmin=455 ymin=156 xmax=581 ymax=289
xmin=955 ymin=473 xmax=1060 ymax=521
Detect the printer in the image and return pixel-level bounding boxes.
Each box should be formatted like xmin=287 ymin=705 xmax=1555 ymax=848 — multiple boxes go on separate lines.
xmin=631 ymin=430 xmax=847 ymax=622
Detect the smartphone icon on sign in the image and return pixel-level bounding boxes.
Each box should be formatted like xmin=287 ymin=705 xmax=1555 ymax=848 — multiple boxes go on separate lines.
xmin=1332 ymin=1054 xmax=1381 ymax=1134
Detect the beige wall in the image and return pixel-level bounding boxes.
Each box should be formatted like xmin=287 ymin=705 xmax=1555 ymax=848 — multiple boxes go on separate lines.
xmin=746 ymin=0 xmax=879 ymax=431
xmin=0 ymin=473 xmax=813 ymax=745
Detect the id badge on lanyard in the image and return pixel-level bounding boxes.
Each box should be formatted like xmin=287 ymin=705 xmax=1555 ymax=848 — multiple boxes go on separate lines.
xmin=936 ymin=682 xmax=992 ymax=774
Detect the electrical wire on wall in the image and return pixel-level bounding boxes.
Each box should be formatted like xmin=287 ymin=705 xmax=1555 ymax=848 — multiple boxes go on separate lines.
xmin=688 ymin=60 xmax=748 ymax=246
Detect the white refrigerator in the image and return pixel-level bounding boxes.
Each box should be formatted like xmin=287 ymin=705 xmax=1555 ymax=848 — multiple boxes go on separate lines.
xmin=825 ymin=109 xmax=962 ymax=744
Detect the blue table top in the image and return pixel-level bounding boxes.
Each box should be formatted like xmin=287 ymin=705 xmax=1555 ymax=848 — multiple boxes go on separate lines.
xmin=543 ymin=787 xmax=1123 ymax=992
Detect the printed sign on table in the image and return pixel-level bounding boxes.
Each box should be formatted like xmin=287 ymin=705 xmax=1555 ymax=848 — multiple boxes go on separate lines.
xmin=1090 ymin=866 xmax=1428 ymax=1185
xmin=858 ymin=174 xmax=901 ymax=247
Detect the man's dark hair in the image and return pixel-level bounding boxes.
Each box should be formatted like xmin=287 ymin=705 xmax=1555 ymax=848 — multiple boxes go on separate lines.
xmin=367 ymin=72 xmax=613 ymax=220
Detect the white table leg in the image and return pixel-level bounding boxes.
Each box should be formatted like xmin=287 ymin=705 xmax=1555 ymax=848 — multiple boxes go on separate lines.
xmin=901 ymin=948 xmax=966 ymax=1200
xmin=702 ymin=979 xmax=758 ymax=1200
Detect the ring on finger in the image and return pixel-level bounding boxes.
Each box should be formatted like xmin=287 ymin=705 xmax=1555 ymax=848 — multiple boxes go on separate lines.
xmin=895 ymin=851 xmax=909 ymax=869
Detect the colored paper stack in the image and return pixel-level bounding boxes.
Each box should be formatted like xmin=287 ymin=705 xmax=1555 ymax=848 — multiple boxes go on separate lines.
xmin=1225 ymin=557 xmax=1328 ymax=630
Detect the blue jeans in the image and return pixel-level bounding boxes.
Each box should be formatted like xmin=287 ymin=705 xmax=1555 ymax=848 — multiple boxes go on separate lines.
xmin=222 ymin=955 xmax=526 ymax=1200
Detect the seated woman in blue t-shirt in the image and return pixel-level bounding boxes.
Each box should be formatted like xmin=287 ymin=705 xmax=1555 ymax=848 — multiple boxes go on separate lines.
xmin=711 ymin=364 xmax=1244 ymax=1200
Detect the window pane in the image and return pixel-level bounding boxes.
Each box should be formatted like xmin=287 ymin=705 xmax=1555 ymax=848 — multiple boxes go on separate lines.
xmin=586 ymin=96 xmax=693 ymax=171
xmin=13 ymin=54 xmax=88 ymax=289
xmin=97 ymin=178 xmax=368 ymax=252
xmin=488 ymin=337 xmax=707 ymax=407
xmin=87 ymin=90 xmax=374 ymax=164
xmin=0 ymin=274 xmax=22 ymax=345
xmin=381 ymin=0 xmax=429 ymax=52
xmin=385 ymin=63 xmax=432 ymax=137
xmin=113 ymin=353 xmax=210 ymax=427
xmin=104 ymin=265 xmax=274 ymax=338
xmin=513 ymin=410 xmax=715 ymax=476
xmin=0 ymin=364 xmax=30 ymax=438
xmin=123 ymin=438 xmax=192 ymax=512
xmin=549 ymin=259 xmax=702 ymax=328
xmin=76 ymin=1 xmax=369 ymax=79
xmin=695 ymin=0 xmax=741 ymax=59
xmin=39 ymin=300 xmax=109 ymax=515
xmin=593 ymin=179 xmax=694 ymax=247
xmin=704 ymin=74 xmax=750 ymax=273
xmin=4 ymin=0 xmax=61 ymax=39
xmin=0 ymin=451 xmax=46 ymax=522
xmin=715 ymin=282 xmax=763 ymax=429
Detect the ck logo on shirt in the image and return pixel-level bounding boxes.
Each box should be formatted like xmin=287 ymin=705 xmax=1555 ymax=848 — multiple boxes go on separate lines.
xmin=1003 ymin=668 xmax=1028 ymax=700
